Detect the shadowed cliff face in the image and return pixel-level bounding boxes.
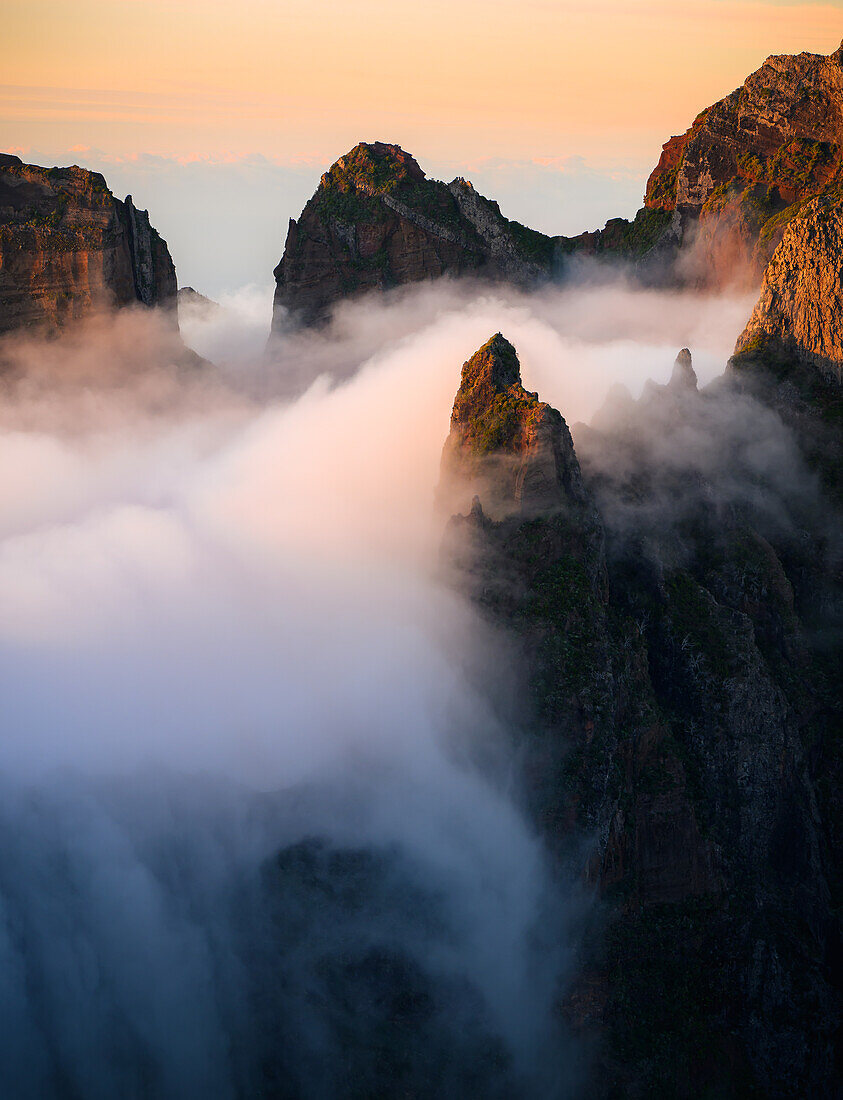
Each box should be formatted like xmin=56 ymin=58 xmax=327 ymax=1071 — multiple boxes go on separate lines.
xmin=0 ymin=154 xmax=177 ymax=334
xmin=441 ymin=332 xmax=842 ymax=1097
xmin=271 ymin=143 xmax=555 ymax=328
xmin=439 ymin=333 xmax=610 ymax=846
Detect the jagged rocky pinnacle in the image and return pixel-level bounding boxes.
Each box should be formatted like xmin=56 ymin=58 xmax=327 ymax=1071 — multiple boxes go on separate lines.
xmin=669 ymin=347 xmax=698 ymax=389
xmin=439 ymin=333 xmax=590 ymax=519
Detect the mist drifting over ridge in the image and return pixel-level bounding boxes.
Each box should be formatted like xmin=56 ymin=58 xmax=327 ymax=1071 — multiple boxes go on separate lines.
xmin=0 ymin=276 xmax=766 ymax=1098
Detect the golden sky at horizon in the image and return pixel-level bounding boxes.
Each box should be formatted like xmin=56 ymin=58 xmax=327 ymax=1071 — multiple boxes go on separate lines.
xmin=4 ymin=0 xmax=840 ymax=291
xmin=3 ymin=0 xmax=841 ymax=165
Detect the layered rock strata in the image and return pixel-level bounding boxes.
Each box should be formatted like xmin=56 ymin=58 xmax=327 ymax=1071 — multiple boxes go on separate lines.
xmin=644 ymin=39 xmax=843 ymax=286
xmin=0 ymin=154 xmax=177 ymax=334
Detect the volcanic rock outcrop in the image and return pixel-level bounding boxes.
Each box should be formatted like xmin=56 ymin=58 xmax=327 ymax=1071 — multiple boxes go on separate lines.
xmin=439 ymin=333 xmax=591 ymax=520
xmin=441 ymin=333 xmax=842 ymax=1096
xmin=734 ymin=191 xmax=843 ymax=385
xmin=272 ymin=41 xmax=843 ymax=326
xmin=643 ymin=39 xmax=843 ymax=286
xmin=0 ymin=154 xmax=177 ymax=334
xmin=271 ymin=142 xmax=555 ymax=327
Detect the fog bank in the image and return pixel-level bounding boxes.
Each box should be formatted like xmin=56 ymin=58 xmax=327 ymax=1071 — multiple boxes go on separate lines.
xmin=0 ymin=275 xmax=755 ymax=1097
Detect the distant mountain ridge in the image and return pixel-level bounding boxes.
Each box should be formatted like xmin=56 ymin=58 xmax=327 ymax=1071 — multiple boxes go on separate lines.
xmin=178 ymin=286 xmax=218 ymax=311
xmin=272 ymin=39 xmax=843 ymax=328
xmin=4 ymin=39 xmax=841 ymax=340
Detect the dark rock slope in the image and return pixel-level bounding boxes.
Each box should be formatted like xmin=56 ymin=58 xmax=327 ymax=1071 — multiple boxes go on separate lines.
xmin=0 ymin=153 xmax=177 ymax=334
xmin=439 ymin=326 xmax=842 ymax=1095
xmin=272 ymin=142 xmax=555 ymax=327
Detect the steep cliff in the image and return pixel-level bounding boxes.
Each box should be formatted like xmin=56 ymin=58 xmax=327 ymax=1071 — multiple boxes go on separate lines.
xmin=643 ymin=39 xmax=843 ymax=287
xmin=441 ymin=335 xmax=842 ymax=1096
xmin=271 ymin=42 xmax=843 ymax=323
xmin=439 ymin=334 xmax=609 ymax=840
xmin=271 ymin=143 xmax=555 ymax=327
xmin=0 ymin=154 xmax=177 ymax=334
xmin=439 ymin=333 xmax=591 ymax=520
xmin=735 ymin=190 xmax=843 ymax=385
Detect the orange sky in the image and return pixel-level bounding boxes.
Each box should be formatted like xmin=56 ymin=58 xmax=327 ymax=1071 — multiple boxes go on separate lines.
xmin=4 ymin=0 xmax=841 ymax=161
xmin=3 ymin=0 xmax=841 ymax=291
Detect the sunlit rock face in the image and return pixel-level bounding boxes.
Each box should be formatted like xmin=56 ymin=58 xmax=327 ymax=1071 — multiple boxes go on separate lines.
xmin=645 ymin=40 xmax=843 ymax=287
xmin=270 ymin=43 xmax=843 ymax=330
xmin=734 ymin=192 xmax=843 ymax=385
xmin=271 ymin=143 xmax=554 ymax=327
xmin=438 ymin=333 xmax=590 ymax=521
xmin=0 ymin=154 xmax=177 ymax=334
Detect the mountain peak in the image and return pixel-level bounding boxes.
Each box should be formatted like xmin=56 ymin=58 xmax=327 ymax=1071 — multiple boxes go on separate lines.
xmin=271 ymin=149 xmax=555 ymax=332
xmin=449 ymin=333 xmax=537 ymax=461
xmin=669 ymin=347 xmax=698 ymax=389
xmin=642 ymin=38 xmax=843 ymax=287
xmin=319 ymin=142 xmax=425 ymax=197
xmin=458 ymin=333 xmax=522 ymax=395
xmin=440 ymin=334 xmax=588 ymax=519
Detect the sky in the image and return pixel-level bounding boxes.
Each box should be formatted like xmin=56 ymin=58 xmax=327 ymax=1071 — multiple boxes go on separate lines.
xmin=2 ymin=0 xmax=841 ymax=294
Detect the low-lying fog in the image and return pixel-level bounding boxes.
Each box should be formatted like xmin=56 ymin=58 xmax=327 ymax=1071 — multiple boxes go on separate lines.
xmin=0 ymin=275 xmax=753 ymax=1099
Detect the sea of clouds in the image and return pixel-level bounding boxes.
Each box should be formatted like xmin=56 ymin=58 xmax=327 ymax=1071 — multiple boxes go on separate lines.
xmin=0 ymin=274 xmax=755 ymax=1098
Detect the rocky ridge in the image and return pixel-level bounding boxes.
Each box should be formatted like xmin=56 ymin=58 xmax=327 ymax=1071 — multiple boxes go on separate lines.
xmin=0 ymin=153 xmax=177 ymax=334
xmin=271 ymin=142 xmax=556 ymax=327
xmin=440 ymin=332 xmax=842 ymax=1096
xmin=644 ymin=39 xmax=843 ymax=286
xmin=271 ymin=40 xmax=843 ymax=326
